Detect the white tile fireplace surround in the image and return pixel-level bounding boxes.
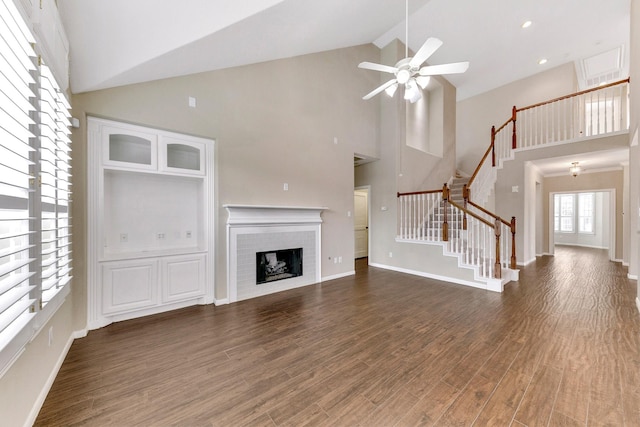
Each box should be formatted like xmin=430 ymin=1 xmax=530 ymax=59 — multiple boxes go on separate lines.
xmin=225 ymin=205 xmax=326 ymax=302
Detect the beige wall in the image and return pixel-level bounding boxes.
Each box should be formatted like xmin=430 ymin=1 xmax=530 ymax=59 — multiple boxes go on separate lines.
xmin=630 ymin=0 xmax=640 ymax=299
xmin=70 ymin=44 xmax=381 ymax=316
xmin=543 ymin=170 xmax=624 ymax=258
xmin=456 ymin=63 xmax=578 ymax=175
xmin=355 ymin=40 xmax=465 ymax=280
xmin=494 ymin=134 xmax=629 ymax=264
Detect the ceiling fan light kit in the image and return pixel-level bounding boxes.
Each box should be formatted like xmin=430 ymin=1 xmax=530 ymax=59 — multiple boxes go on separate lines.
xmin=359 ymin=0 xmax=469 ymax=103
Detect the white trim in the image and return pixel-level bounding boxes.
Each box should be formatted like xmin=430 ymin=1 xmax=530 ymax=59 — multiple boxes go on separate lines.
xmin=213 ymin=298 xmax=229 ymax=306
xmin=369 ymin=262 xmax=502 ymax=292
xmin=321 ymin=271 xmax=355 ymax=282
xmin=25 ymin=331 xmax=76 ymax=427
xmin=628 ymin=274 xmax=638 ymax=280
xmin=517 ymin=257 xmax=537 ymax=267
xmin=554 ymin=243 xmax=609 ymax=250
xmin=637 ymin=297 xmax=640 ymax=314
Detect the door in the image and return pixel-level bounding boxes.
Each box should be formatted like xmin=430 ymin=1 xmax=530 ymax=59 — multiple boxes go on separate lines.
xmin=354 ymin=189 xmax=369 ymax=258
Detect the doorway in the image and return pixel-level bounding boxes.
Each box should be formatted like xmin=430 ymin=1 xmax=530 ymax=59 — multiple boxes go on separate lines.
xmin=354 ymin=187 xmax=369 ymax=259
xmin=548 ymin=189 xmax=616 ymax=261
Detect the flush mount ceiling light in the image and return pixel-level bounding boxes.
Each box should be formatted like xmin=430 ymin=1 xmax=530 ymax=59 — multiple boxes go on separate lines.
xmin=570 ymin=162 xmax=581 ymax=177
xmin=521 ymin=20 xmax=532 ymax=29
xmin=358 ymin=0 xmax=469 ymax=103
xmin=538 ymin=58 xmax=548 ymax=65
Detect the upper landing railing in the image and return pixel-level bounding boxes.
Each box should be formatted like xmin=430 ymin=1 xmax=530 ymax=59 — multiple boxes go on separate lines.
xmin=468 ymin=78 xmax=630 ymax=204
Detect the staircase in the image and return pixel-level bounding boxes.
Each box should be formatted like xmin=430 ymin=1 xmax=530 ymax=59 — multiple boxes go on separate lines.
xmin=396 ymin=78 xmax=630 ymax=293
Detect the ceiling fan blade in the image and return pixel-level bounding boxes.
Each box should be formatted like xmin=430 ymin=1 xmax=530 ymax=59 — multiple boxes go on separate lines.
xmin=419 ymin=61 xmax=470 ymax=76
xmin=363 ymin=79 xmax=397 ymax=100
xmin=358 ymin=62 xmax=398 ymax=74
xmin=409 ymin=37 xmax=443 ymax=69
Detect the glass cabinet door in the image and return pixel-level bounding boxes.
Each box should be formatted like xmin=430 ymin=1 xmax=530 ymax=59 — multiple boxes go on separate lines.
xmin=102 ymin=126 xmax=158 ymax=170
xmin=160 ymin=137 xmax=205 ymax=175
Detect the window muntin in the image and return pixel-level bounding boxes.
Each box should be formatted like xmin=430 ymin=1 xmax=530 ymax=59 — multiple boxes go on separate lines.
xmin=553 ymin=192 xmax=596 ymax=235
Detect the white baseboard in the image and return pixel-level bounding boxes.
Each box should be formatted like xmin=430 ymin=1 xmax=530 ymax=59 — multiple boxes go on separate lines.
xmin=637 ymin=297 xmax=640 ymax=314
xmin=26 ymin=331 xmax=76 ymax=427
xmin=213 ymin=298 xmax=229 ymax=306
xmin=628 ymin=274 xmax=638 ymax=280
xmin=321 ymin=271 xmax=355 ymax=282
xmin=369 ymin=262 xmax=493 ymax=292
xmin=517 ymin=257 xmax=537 ymax=267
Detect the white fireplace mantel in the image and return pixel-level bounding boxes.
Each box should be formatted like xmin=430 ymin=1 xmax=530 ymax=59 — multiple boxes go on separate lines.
xmin=224 ymin=205 xmax=327 ymax=303
xmin=224 ymin=205 xmax=328 ymax=226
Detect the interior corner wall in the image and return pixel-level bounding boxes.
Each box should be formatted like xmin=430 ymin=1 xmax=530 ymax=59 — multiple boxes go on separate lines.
xmin=630 ymin=0 xmax=639 ymax=294
xmin=355 ymin=39 xmax=463 ymax=281
xmin=456 ymin=63 xmax=578 ymax=176
xmin=70 ymin=44 xmax=381 ymax=315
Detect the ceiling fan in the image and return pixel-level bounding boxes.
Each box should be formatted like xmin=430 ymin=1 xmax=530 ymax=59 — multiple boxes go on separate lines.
xmin=359 ymin=0 xmax=469 ymax=103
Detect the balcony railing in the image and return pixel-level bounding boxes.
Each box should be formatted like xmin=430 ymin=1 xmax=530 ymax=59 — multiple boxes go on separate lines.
xmin=468 ymin=78 xmax=630 ymax=205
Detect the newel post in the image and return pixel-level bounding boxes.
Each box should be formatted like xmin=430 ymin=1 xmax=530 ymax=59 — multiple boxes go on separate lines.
xmin=491 ymin=126 xmax=496 ymax=167
xmin=494 ymin=218 xmax=502 ymax=279
xmin=462 ymin=184 xmax=469 ymax=230
xmin=511 ymin=106 xmax=517 ymax=149
xmin=442 ymin=183 xmax=449 ymax=242
xmin=510 ymin=216 xmax=517 ymax=269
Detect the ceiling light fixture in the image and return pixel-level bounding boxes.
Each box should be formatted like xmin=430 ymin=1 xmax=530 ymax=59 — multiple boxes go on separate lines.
xmin=385 ymin=83 xmax=398 ymax=97
xmin=538 ymin=58 xmax=548 ymax=65
xmin=570 ymin=162 xmax=581 ymax=177
xmin=358 ymin=0 xmax=469 ymax=104
xmin=521 ymin=20 xmax=532 ymax=28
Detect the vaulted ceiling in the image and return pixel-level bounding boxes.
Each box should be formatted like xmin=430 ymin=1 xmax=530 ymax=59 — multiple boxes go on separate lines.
xmin=58 ymin=0 xmax=630 ymax=100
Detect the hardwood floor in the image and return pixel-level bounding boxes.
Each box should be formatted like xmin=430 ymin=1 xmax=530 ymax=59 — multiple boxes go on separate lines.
xmin=36 ymin=247 xmax=640 ymax=426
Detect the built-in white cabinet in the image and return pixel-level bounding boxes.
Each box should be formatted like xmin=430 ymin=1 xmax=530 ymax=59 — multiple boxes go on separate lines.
xmin=87 ymin=117 xmax=215 ymax=329
xmin=102 ymin=259 xmax=159 ymax=315
xmin=161 ymin=254 xmax=206 ymax=303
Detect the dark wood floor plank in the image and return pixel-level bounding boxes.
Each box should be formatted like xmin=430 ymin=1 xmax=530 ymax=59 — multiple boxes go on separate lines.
xmin=34 ymin=247 xmax=640 ymax=426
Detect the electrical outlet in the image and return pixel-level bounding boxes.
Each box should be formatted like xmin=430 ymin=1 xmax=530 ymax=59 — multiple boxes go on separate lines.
xmin=389 ymin=252 xmax=393 ymax=258
xmin=157 ymin=233 xmax=165 ymax=240
xmin=186 ymin=231 xmax=192 ymax=238
xmin=120 ymin=233 xmax=128 ymax=243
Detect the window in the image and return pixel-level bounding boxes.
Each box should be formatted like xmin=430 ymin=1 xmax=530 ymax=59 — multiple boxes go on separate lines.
xmin=553 ymin=192 xmax=595 ymax=234
xmin=0 ymin=0 xmax=71 ymax=372
xmin=578 ymin=193 xmax=594 ymax=233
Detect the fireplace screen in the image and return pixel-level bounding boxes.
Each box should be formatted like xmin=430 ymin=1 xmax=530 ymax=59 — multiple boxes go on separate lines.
xmin=256 ymin=248 xmax=303 ymax=284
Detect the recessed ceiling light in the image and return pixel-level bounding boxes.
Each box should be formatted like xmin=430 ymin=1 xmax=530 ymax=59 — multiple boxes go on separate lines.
xmin=538 ymin=58 xmax=548 ymax=65
xmin=522 ymin=20 xmax=532 ymax=29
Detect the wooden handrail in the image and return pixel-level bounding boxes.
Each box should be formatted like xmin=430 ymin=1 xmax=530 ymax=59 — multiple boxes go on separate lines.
xmin=516 ymin=77 xmax=630 ymax=113
xmin=468 ymin=141 xmax=494 ymax=188
xmin=448 ymin=199 xmax=494 ymax=228
xmin=468 ymin=200 xmax=511 ymax=227
xmin=397 ymin=189 xmax=443 ymax=197
xmin=495 ymin=117 xmax=512 ymax=134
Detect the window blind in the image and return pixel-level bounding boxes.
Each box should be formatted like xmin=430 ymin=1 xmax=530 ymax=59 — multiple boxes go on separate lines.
xmin=0 ymin=0 xmax=38 ymax=355
xmin=39 ymin=62 xmax=72 ymax=305
xmin=0 ymin=0 xmax=72 ymax=372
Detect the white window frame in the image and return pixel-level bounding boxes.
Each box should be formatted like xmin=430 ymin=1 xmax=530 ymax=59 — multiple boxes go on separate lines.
xmin=0 ymin=0 xmax=72 ymax=376
xmin=553 ymin=192 xmax=596 ymax=235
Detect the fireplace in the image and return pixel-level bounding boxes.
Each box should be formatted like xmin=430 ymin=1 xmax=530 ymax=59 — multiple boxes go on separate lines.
xmin=256 ymin=248 xmax=303 ymax=284
xmin=225 ymin=205 xmax=326 ymax=302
